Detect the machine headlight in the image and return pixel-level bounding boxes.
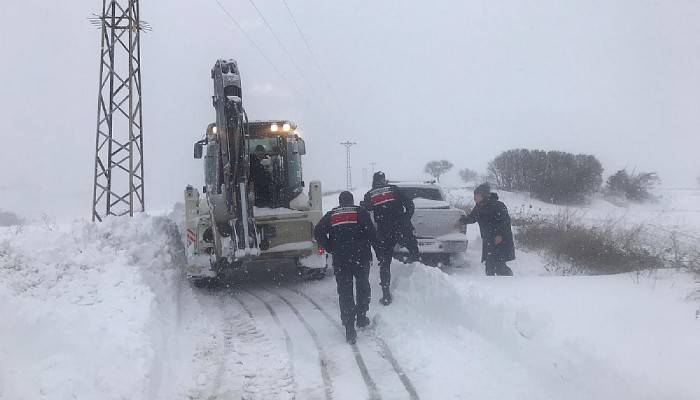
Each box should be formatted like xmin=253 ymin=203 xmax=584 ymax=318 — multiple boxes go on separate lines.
xmin=207 ymin=125 xmax=218 ymax=140
xmin=282 ymin=123 xmax=291 ymax=132
xmin=270 ymin=123 xmax=279 ymax=132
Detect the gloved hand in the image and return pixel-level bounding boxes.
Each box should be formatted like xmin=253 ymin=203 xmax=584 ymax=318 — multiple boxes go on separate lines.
xmin=317 ymin=243 xmax=332 ymax=254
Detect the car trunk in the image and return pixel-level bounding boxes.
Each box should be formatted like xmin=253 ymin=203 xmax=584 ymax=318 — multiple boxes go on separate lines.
xmin=411 ymin=198 xmax=464 ymax=238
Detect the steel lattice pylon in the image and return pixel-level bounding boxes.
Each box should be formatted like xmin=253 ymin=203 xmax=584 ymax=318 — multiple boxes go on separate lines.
xmin=340 ymin=141 xmax=357 ymax=190
xmin=91 ymin=0 xmax=145 ymax=221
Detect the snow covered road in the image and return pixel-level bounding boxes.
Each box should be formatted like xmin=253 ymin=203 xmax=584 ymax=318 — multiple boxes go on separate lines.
xmin=2 ymin=214 xmax=699 ymax=399
xmin=184 ymin=276 xmax=421 ymax=400
xmin=178 ymin=261 xmax=700 ymax=400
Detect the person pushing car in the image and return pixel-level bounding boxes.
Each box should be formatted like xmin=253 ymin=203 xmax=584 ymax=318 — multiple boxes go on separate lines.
xmin=362 ymin=172 xmax=420 ymax=305
xmin=460 ymin=183 xmax=515 ymax=276
xmin=314 ymin=191 xmax=379 ymax=344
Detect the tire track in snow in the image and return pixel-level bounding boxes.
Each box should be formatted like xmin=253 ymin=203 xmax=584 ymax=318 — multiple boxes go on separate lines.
xmin=231 ymin=293 xmax=254 ymax=319
xmin=238 ymin=291 xmax=298 ymax=397
xmin=257 ymin=288 xmax=335 ymax=400
xmin=280 ymin=287 xmax=382 ymax=400
xmin=209 ymin=290 xmax=295 ymax=399
xmin=212 ymin=295 xmax=236 ymax=394
xmin=292 ymin=287 xmax=420 ymax=400
xmin=368 ymin=321 xmax=420 ymax=400
xmin=184 ymin=292 xmax=230 ymax=400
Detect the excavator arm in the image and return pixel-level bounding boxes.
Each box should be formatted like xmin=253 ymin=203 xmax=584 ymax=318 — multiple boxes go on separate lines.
xmin=210 ymin=59 xmax=259 ymax=258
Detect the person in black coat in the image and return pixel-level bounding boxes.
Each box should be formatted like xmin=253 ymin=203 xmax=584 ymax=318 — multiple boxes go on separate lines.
xmin=460 ymin=183 xmax=515 ymax=276
xmin=250 ymin=145 xmax=273 ymax=207
xmin=361 ymin=172 xmax=420 ymax=305
xmin=314 ymin=191 xmax=379 ymax=344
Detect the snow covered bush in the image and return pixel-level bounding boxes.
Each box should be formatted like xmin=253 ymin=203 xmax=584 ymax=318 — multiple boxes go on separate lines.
xmin=487 ymin=149 xmax=603 ymax=204
xmin=458 ymin=168 xmax=478 ymax=184
xmin=664 ymin=231 xmax=700 ymax=274
xmin=0 ymin=209 xmax=24 ymax=227
xmin=605 ymin=169 xmax=660 ymax=203
xmin=515 ymin=211 xmax=664 ymax=274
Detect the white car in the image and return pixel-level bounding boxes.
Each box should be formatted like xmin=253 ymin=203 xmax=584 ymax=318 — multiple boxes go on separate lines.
xmin=393 ymin=182 xmax=468 ymax=266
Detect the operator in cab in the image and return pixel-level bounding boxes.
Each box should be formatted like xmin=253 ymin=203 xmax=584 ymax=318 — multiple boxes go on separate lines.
xmin=250 ymin=144 xmax=273 ymax=207
xmin=361 ymin=172 xmax=420 ymax=306
xmin=314 ymin=191 xmax=379 ymax=345
xmin=460 ymin=183 xmax=515 ymax=276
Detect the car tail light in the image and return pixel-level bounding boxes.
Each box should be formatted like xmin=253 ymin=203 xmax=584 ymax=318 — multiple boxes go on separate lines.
xmin=317 ymin=246 xmax=326 ymax=255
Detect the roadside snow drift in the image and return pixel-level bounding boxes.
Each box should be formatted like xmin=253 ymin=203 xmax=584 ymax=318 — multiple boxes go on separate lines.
xmin=377 ymin=263 xmax=700 ymax=400
xmin=0 ymin=215 xmax=186 ymax=399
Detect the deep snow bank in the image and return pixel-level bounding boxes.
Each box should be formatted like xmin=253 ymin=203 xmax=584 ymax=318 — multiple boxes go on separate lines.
xmin=0 ymin=215 xmax=187 ymax=399
xmin=378 ymin=263 xmax=699 ymax=400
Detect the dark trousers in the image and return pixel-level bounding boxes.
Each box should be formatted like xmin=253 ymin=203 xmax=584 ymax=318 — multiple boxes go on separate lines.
xmin=334 ymin=260 xmax=371 ymax=327
xmin=377 ymin=225 xmax=420 ymax=289
xmin=485 ymin=258 xmax=513 ymax=276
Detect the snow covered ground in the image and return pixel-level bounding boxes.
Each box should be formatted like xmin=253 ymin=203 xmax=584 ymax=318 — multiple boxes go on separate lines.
xmin=1 ymin=191 xmax=699 ymax=399
xmin=375 ymin=264 xmax=700 ymax=400
xmin=445 ymin=186 xmax=700 ymax=239
xmin=0 ymin=216 xmax=203 ymax=399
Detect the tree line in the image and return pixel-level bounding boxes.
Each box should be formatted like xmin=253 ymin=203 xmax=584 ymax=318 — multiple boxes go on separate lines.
xmin=424 ymin=148 xmax=662 ymax=205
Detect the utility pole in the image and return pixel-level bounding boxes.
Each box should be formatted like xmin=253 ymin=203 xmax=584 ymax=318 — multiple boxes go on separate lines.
xmin=340 ymin=141 xmax=357 ymax=190
xmin=91 ymin=0 xmax=148 ymax=221
xmin=370 ymin=162 xmax=377 ymax=174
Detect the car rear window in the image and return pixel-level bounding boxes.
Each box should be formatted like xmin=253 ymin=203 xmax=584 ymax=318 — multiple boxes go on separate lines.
xmin=398 ymin=187 xmax=444 ymax=201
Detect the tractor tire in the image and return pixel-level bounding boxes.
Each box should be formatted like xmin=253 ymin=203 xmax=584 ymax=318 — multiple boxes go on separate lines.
xmin=297 ymin=266 xmax=327 ymax=280
xmin=190 ymin=276 xmax=220 ymax=289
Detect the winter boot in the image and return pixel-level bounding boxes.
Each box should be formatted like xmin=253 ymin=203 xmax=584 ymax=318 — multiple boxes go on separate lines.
xmin=497 ymin=264 xmax=514 ymax=276
xmin=345 ymin=324 xmax=357 ymax=345
xmin=356 ymin=313 xmax=371 ymax=328
xmin=379 ymin=287 xmax=392 ymax=306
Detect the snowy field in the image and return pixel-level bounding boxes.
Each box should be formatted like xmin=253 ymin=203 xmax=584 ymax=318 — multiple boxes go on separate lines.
xmin=1 ymin=190 xmax=699 ymax=399
xmin=445 ymin=186 xmax=700 ymax=241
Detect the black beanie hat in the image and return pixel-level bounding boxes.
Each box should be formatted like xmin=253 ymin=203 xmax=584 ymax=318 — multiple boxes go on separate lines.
xmin=474 ymin=183 xmax=491 ymax=196
xmin=372 ymin=171 xmax=386 ymax=187
xmin=339 ymin=191 xmax=354 ymax=206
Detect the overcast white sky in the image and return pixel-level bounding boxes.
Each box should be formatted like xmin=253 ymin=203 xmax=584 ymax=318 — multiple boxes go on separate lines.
xmin=1 ymin=0 xmax=699 ymax=220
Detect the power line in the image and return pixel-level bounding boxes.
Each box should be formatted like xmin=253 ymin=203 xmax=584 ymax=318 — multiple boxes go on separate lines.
xmin=212 ymin=0 xmax=301 ymax=100
xmin=211 ymin=0 xmax=335 ymax=134
xmin=279 ymin=0 xmax=342 ymax=112
xmin=245 ymin=0 xmax=323 ymax=101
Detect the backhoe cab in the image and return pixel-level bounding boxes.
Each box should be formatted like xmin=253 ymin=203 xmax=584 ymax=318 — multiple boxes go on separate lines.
xmin=184 ymin=59 xmax=327 ymax=281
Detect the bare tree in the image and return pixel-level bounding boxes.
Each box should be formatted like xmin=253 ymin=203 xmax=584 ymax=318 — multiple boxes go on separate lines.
xmin=458 ymin=168 xmax=478 ymax=184
xmin=424 ymin=160 xmax=453 ymax=182
xmin=40 ymin=213 xmax=57 ymax=232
